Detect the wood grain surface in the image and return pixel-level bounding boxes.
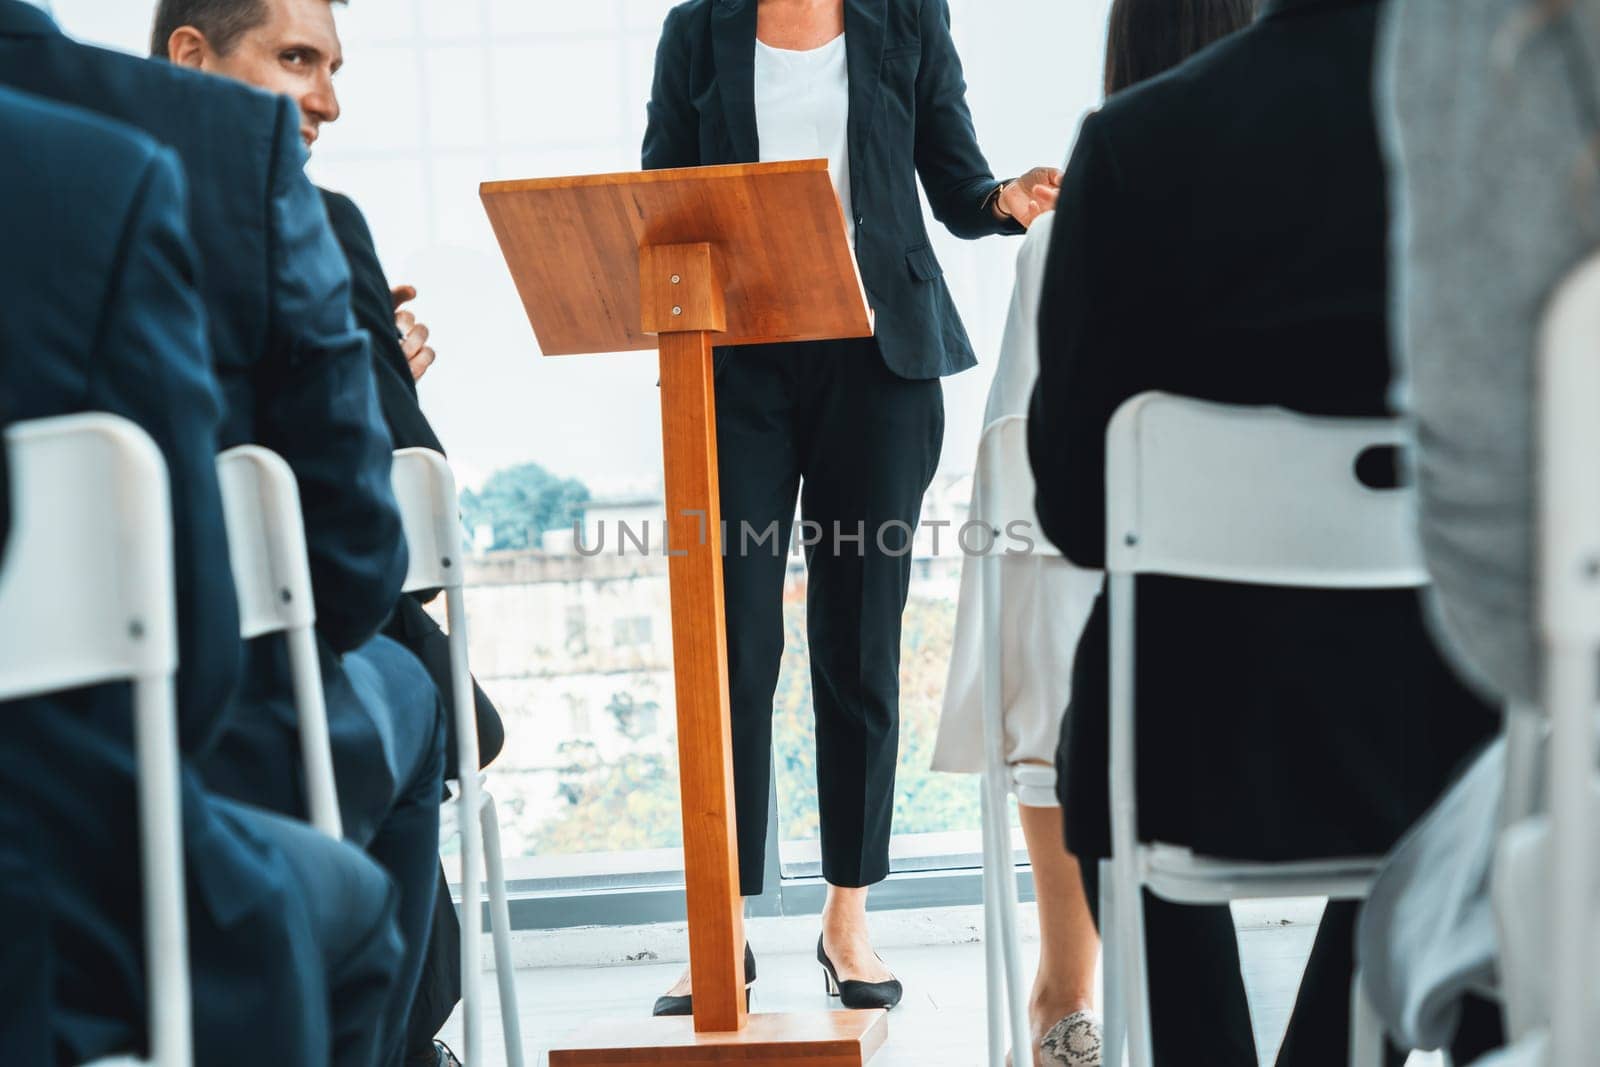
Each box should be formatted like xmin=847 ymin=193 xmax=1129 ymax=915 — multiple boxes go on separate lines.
xmin=481 ymin=161 xmax=872 ymax=356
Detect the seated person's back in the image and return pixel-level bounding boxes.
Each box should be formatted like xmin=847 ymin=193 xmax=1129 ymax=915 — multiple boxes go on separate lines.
xmin=1030 ymin=0 xmax=1496 ymax=864
xmin=0 ymin=9 xmax=447 ymax=1061
xmin=0 ymin=0 xmax=405 ymax=654
xmin=0 ymin=82 xmax=402 ymax=1066
xmin=1028 ymin=2 xmax=1504 ymax=1061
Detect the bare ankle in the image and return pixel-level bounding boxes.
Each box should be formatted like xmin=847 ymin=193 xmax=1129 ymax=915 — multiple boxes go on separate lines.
xmin=1029 ymin=979 xmax=1094 ymax=1030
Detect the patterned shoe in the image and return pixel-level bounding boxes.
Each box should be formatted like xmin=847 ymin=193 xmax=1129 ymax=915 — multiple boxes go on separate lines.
xmin=1039 ymin=1011 xmax=1102 ymax=1067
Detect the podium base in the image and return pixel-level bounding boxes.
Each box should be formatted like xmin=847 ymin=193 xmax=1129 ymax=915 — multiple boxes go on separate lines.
xmin=547 ymin=1010 xmax=888 ymax=1066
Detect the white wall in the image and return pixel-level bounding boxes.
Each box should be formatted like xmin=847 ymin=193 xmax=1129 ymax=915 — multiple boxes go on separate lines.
xmin=48 ymin=0 xmax=1112 ymax=495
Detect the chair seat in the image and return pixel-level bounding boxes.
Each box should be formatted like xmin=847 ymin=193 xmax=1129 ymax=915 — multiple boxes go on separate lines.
xmin=1140 ymin=843 xmax=1382 ymax=905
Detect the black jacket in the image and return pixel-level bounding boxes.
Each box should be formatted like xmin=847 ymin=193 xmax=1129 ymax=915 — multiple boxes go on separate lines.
xmin=642 ymin=0 xmax=1022 ymax=380
xmin=319 ymin=188 xmax=445 ymax=454
xmin=318 ymin=187 xmax=506 ymax=774
xmin=1029 ymin=0 xmax=1498 ymax=861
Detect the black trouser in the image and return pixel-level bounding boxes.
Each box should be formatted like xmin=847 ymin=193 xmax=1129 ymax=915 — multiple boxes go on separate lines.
xmin=715 ymin=338 xmax=943 ymax=896
xmin=1077 ymin=865 xmax=1504 ymax=1066
xmin=383 ymin=593 xmax=506 ymax=775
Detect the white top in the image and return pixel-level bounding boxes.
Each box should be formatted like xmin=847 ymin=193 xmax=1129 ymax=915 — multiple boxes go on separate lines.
xmin=931 ymin=215 xmax=1105 ymax=778
xmin=754 ymin=34 xmax=855 ymax=246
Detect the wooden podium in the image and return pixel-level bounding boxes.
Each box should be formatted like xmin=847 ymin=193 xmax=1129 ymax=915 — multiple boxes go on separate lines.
xmin=480 ymin=160 xmax=885 ymax=1065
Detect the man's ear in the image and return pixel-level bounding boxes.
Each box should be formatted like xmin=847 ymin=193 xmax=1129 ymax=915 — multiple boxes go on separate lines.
xmin=165 ymin=25 xmax=210 ymax=69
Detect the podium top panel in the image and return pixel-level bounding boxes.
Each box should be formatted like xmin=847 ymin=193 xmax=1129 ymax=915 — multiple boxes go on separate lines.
xmin=480 ymin=160 xmax=874 ymax=357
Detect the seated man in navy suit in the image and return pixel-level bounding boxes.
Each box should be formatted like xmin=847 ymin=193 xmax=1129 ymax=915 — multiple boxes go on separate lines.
xmin=0 ymin=5 xmax=447 ymax=1063
xmin=148 ymin=1 xmax=506 ymax=1059
xmin=0 ymin=82 xmax=402 ymax=1066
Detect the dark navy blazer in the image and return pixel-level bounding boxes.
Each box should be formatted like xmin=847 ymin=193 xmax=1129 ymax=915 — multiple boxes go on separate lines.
xmin=0 ymin=85 xmax=341 ymax=1065
xmin=0 ymin=0 xmax=405 ymax=659
xmin=643 ymin=0 xmax=1022 ymax=380
xmin=0 ymin=0 xmax=417 ymax=840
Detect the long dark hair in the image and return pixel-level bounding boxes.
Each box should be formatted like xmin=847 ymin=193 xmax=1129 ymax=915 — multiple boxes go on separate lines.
xmin=1103 ymin=0 xmax=1258 ymax=96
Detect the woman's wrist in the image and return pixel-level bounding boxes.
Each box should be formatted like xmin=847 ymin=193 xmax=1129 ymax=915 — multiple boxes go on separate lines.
xmin=989 ymin=179 xmax=1014 ymax=221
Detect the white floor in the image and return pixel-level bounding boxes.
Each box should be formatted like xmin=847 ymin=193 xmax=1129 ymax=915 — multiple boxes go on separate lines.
xmin=440 ymin=901 xmax=1447 ymax=1066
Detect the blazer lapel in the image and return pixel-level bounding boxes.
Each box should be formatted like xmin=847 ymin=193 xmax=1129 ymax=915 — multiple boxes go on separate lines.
xmin=711 ymin=0 xmax=760 ymax=162
xmin=844 ymin=0 xmax=888 ymax=173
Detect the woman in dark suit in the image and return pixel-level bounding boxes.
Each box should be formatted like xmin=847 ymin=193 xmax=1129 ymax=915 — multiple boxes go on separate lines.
xmin=644 ymin=0 xmax=1059 ymax=1012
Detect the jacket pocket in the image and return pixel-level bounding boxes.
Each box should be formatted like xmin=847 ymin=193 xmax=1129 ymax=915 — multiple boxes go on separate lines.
xmin=906 ymin=243 xmax=943 ymax=282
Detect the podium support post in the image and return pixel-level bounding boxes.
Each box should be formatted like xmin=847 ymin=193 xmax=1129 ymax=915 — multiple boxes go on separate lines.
xmin=647 ymin=242 xmax=747 ymax=1035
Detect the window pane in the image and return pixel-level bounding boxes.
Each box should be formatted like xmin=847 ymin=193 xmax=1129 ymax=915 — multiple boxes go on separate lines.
xmin=458 ymin=533 xmax=685 ymax=875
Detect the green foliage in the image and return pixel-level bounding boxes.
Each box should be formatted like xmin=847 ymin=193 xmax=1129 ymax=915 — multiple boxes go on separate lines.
xmin=460 ymin=463 xmax=590 ymax=551
xmin=533 ymin=740 xmax=684 ymax=854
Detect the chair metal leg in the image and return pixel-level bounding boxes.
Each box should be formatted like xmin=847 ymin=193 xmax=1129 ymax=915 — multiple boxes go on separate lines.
xmin=982 ymin=786 xmax=1008 ymax=1067
xmin=482 ymin=794 xmax=525 ymax=1067
xmin=985 ymin=781 xmax=1032 ymax=1064
xmin=1349 ymin=971 xmax=1384 ymax=1067
xmin=1099 ymin=859 xmax=1124 ymax=1067
xmin=1546 ymin=648 xmax=1595 ymax=1065
xmin=1116 ymin=855 xmax=1154 ymax=1067
xmin=134 ymin=674 xmax=192 ymax=1067
xmin=446 ymin=593 xmax=485 ymax=1067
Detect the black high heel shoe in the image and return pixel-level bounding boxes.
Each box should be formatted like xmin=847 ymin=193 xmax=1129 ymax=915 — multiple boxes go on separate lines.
xmin=651 ymin=943 xmax=757 ymax=1017
xmin=817 ymin=935 xmax=902 ymax=1011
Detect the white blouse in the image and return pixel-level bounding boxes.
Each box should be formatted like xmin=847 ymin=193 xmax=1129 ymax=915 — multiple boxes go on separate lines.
xmin=932 ymin=215 xmax=1105 ymax=778
xmin=753 ymin=33 xmax=856 ymax=246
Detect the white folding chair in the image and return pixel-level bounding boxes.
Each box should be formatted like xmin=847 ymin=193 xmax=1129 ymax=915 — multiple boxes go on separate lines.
xmin=972 ymin=412 xmax=1090 ymax=1066
xmin=1533 ymin=253 xmax=1600 ymax=1066
xmin=0 ymin=414 xmax=190 ymax=1067
xmin=215 ymin=446 xmax=343 ymax=839
xmin=1101 ymin=393 xmax=1406 ymax=1067
xmin=390 ymin=448 xmax=524 ymax=1067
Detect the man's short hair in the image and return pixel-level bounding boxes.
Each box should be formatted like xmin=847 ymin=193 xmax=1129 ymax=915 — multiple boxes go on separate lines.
xmin=149 ymin=0 xmax=344 ymax=59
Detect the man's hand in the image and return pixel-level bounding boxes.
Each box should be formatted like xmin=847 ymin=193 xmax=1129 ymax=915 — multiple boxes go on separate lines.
xmin=995 ymin=167 xmax=1063 ymax=229
xmin=391 ymin=284 xmax=436 ymax=382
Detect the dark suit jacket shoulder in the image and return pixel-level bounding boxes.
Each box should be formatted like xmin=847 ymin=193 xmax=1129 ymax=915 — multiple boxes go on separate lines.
xmin=0 ymin=84 xmax=236 ymax=755
xmin=643 ymin=0 xmax=1021 ymax=379
xmin=319 ymin=187 xmax=445 ymax=454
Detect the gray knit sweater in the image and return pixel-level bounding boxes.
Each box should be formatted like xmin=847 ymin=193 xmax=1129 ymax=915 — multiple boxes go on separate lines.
xmin=1379 ymin=0 xmax=1600 ymax=705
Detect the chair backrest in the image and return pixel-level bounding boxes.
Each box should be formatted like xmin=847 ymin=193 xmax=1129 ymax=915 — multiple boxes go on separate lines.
xmin=0 ymin=414 xmax=191 ymax=1067
xmin=215 ymin=446 xmax=342 ymax=839
xmin=1534 ymin=251 xmax=1600 ymax=1062
xmin=1104 ymin=392 xmax=1427 ymax=589
xmin=216 ymin=447 xmax=316 ymax=640
xmin=391 ymin=448 xmax=464 ymax=595
xmin=1538 ymin=255 xmax=1600 ymax=649
xmin=0 ymin=414 xmax=177 ymax=698
xmin=973 ymin=413 xmax=1063 ymax=561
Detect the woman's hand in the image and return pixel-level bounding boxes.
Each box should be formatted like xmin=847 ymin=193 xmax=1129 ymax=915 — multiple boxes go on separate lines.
xmin=995 ymin=167 xmax=1063 ymax=228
